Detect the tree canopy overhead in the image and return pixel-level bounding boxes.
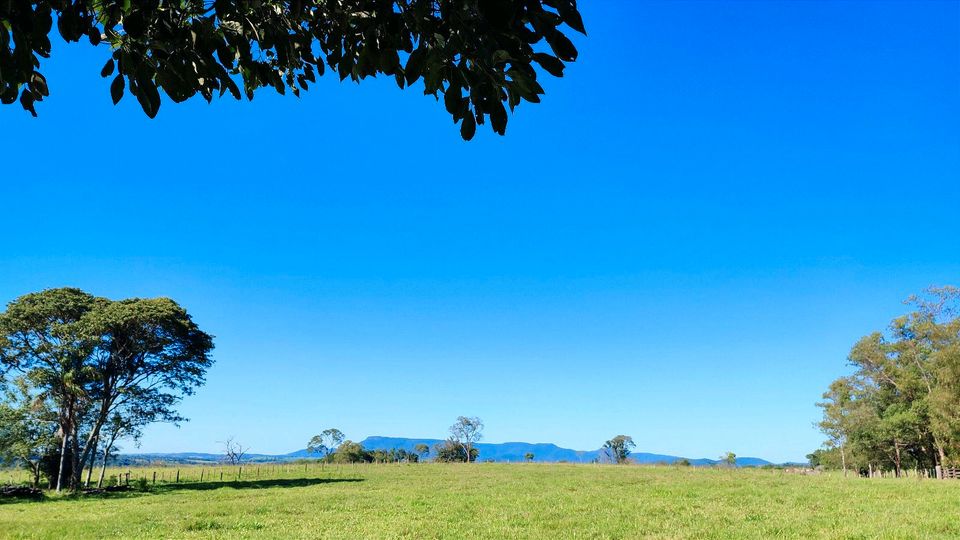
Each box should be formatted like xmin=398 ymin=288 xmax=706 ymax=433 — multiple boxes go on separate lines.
xmin=1 ymin=0 xmax=585 ymax=139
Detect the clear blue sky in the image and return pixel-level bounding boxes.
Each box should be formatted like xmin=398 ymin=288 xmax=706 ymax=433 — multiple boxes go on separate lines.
xmin=1 ymin=1 xmax=957 ymax=463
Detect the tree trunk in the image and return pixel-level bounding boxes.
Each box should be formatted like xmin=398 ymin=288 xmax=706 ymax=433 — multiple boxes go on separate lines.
xmin=97 ymin=442 xmax=114 ymax=489
xmin=75 ymin=393 xmax=114 ymax=490
xmin=69 ymin=422 xmax=83 ymax=490
xmin=893 ymin=442 xmax=902 ymax=478
xmin=85 ymin=437 xmax=98 ymax=487
xmin=840 ymin=444 xmax=847 ymax=478
xmin=55 ymin=429 xmax=69 ymax=492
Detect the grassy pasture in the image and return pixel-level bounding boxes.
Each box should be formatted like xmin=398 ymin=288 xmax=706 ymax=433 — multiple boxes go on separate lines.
xmin=2 ymin=463 xmax=959 ymax=539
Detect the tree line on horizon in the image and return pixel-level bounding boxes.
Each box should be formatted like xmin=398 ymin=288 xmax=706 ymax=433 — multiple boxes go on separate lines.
xmin=811 ymin=287 xmax=960 ymax=477
xmin=300 ymin=420 xmax=647 ymax=465
xmin=304 ymin=417 xmax=488 ymax=464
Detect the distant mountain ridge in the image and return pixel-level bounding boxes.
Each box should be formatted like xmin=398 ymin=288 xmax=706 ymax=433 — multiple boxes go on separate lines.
xmin=118 ymin=436 xmax=773 ymax=467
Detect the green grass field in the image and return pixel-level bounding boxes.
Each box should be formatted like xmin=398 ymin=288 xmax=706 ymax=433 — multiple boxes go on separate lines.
xmin=2 ymin=463 xmax=959 ymax=539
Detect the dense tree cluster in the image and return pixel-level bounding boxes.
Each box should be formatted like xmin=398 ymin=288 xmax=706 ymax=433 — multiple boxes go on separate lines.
xmin=303 ymin=417 xmax=486 ymax=464
xmin=431 ymin=438 xmax=479 ymax=462
xmin=0 ymin=288 xmax=214 ymax=491
xmin=814 ymin=287 xmax=960 ymax=476
xmin=322 ymin=440 xmax=421 ymax=463
xmin=1 ymin=0 xmax=584 ymax=139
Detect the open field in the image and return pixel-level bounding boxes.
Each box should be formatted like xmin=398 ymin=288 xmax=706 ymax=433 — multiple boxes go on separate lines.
xmin=2 ymin=464 xmax=960 ymax=539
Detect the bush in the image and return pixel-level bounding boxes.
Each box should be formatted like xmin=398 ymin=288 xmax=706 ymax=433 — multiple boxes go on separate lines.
xmin=38 ymin=446 xmax=73 ymax=488
xmin=432 ymin=440 xmax=479 ymax=463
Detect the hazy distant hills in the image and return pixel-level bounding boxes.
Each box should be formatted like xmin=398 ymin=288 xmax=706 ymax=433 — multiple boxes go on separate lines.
xmin=118 ymin=436 xmax=773 ymax=467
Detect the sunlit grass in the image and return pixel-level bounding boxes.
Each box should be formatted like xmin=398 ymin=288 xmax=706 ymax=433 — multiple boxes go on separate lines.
xmin=2 ymin=463 xmax=959 ymax=539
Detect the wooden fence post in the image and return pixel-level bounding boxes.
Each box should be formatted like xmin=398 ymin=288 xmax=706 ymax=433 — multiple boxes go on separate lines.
xmin=200 ymin=469 xmax=204 ymax=482
xmin=152 ymin=471 xmax=156 ymax=484
xmin=175 ymin=470 xmax=180 ymax=483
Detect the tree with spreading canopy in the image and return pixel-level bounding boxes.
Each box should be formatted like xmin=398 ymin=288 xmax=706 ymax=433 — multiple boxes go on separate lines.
xmin=1 ymin=0 xmax=585 ymax=140
xmin=414 ymin=442 xmax=430 ymax=461
xmin=307 ymin=427 xmax=345 ymax=461
xmin=449 ymin=415 xmax=483 ymax=463
xmin=0 ymin=287 xmax=214 ymax=491
xmin=813 ymin=287 xmax=960 ymax=476
xmin=602 ymin=434 xmax=634 ymax=464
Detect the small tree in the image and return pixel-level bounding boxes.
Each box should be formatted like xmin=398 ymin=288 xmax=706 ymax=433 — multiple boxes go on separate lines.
xmin=330 ymin=440 xmax=371 ymax=464
xmin=433 ymin=439 xmax=479 ymax=463
xmin=449 ymin=416 xmax=483 ymax=464
xmin=0 ymin=376 xmax=59 ymax=487
xmin=602 ymin=435 xmax=635 ymax=464
xmin=720 ymin=452 xmax=737 ymax=467
xmin=307 ymin=428 xmax=345 ymax=462
xmin=221 ymin=437 xmax=247 ymax=465
xmin=524 ymin=452 xmax=535 ymax=462
xmin=414 ymin=443 xmax=430 ymax=462
xmin=676 ymin=458 xmax=691 ymax=467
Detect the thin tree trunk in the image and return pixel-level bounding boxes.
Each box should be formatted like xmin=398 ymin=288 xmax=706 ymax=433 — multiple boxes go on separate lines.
xmin=55 ymin=428 xmax=68 ymax=492
xmin=85 ymin=437 xmax=98 ymax=487
xmin=936 ymin=443 xmax=948 ymax=470
xmin=840 ymin=444 xmax=847 ymax=478
xmin=894 ymin=443 xmax=902 ymax=478
xmin=97 ymin=441 xmax=114 ymax=489
xmin=69 ymin=422 xmax=83 ymax=490
xmin=75 ymin=393 xmax=114 ymax=490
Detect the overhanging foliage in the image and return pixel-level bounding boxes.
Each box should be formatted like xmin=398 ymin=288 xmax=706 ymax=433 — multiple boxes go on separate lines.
xmin=1 ymin=0 xmax=585 ymax=139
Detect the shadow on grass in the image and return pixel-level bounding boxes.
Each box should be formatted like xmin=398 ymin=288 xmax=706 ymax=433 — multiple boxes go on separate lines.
xmin=0 ymin=478 xmax=363 ymax=504
xmin=154 ymin=477 xmax=364 ymax=493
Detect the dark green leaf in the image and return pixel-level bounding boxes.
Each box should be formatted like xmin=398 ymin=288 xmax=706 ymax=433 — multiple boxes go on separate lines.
xmin=546 ymin=30 xmax=578 ymax=62
xmin=533 ymin=53 xmax=565 ymax=77
xmin=405 ymin=48 xmax=427 ymax=85
xmin=557 ymin=2 xmax=586 ymax=34
xmin=460 ymin=113 xmax=476 ymax=141
xmin=101 ymin=59 xmax=115 ymax=78
xmin=20 ymin=90 xmax=37 ymax=117
xmin=110 ymin=74 xmax=124 ymax=105
xmin=489 ymin=102 xmax=507 ymax=135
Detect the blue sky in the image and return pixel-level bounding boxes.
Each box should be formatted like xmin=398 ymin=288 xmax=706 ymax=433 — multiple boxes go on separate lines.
xmin=1 ymin=1 xmax=958 ymax=463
